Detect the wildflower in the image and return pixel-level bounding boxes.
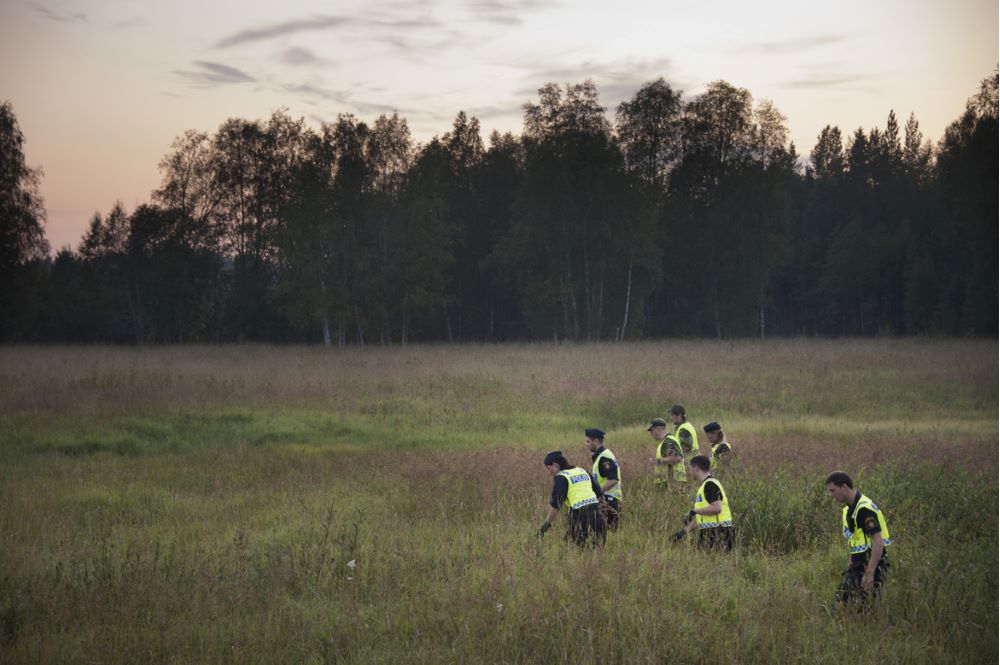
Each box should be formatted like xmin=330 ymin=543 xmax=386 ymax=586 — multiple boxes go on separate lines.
xmin=496 ymin=603 xmax=503 ymax=612
xmin=347 ymin=559 xmax=357 ymax=569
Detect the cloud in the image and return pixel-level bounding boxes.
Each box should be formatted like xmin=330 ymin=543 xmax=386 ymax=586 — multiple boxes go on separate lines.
xmin=460 ymin=0 xmax=555 ymax=27
xmin=280 ymin=47 xmax=327 ymax=66
xmin=281 ymin=82 xmax=348 ymax=103
xmin=781 ymin=74 xmax=874 ymax=90
xmin=175 ymin=61 xmax=256 ymax=85
xmin=274 ymin=79 xmax=404 ymax=117
xmin=515 ymin=57 xmax=682 ymax=107
xmin=215 ymin=10 xmax=456 ymax=56
xmin=779 ymin=62 xmax=876 ymax=91
xmin=520 ymin=56 xmax=674 ymax=87
xmin=216 ymin=15 xmax=352 ymax=48
xmin=28 ymin=1 xmax=86 ymax=23
xmin=372 ymin=31 xmax=462 ymax=57
xmin=727 ymin=35 xmax=846 ymax=55
xmin=369 ymin=16 xmax=443 ymax=31
xmin=465 ymin=104 xmax=515 ymax=118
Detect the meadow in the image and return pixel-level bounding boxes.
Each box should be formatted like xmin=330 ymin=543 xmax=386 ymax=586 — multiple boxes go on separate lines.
xmin=0 ymin=339 xmax=996 ymax=664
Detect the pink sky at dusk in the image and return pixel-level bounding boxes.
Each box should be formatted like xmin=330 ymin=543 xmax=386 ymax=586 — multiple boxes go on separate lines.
xmin=1 ymin=0 xmax=996 ymax=253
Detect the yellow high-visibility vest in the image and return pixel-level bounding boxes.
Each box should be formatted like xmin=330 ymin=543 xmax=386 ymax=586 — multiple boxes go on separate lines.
xmin=656 ymin=435 xmax=686 ymax=483
xmin=694 ymin=477 xmax=732 ymax=528
xmin=710 ymin=442 xmax=731 ymax=468
xmin=557 ymin=467 xmax=599 ymax=510
xmin=675 ymin=420 xmax=700 ymax=457
xmin=593 ymin=448 xmax=623 ymax=500
xmin=842 ymin=493 xmax=892 ymax=555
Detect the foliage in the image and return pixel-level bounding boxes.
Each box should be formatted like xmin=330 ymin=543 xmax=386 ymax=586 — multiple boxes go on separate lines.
xmin=3 ymin=70 xmax=998 ymax=342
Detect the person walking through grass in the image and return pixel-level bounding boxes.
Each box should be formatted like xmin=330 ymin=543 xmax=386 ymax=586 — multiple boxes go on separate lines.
xmin=702 ymin=421 xmax=732 ymax=471
xmin=825 ymin=471 xmax=892 ymax=609
xmin=538 ymin=451 xmax=607 ymax=547
xmin=669 ymin=404 xmax=700 ymax=459
xmin=584 ymin=428 xmax=622 ymax=529
xmin=672 ymin=455 xmax=734 ymax=551
xmin=648 ymin=418 xmax=686 ymax=486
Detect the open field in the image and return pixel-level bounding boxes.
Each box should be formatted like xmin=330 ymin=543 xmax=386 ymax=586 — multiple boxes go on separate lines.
xmin=1 ymin=339 xmax=997 ymax=663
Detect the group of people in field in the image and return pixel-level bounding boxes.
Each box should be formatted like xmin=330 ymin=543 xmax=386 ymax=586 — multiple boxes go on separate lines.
xmin=537 ymin=404 xmax=892 ymax=609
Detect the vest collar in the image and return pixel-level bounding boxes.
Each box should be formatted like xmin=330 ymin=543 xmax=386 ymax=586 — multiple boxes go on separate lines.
xmin=591 ymin=445 xmax=607 ymax=460
xmin=845 ymin=490 xmax=864 ymax=530
xmin=847 ymin=490 xmax=862 ymax=515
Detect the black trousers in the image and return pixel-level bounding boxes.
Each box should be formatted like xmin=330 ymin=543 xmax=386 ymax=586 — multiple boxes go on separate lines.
xmin=837 ymin=555 xmax=888 ymax=608
xmin=567 ymin=504 xmax=607 ymax=548
xmin=602 ymin=497 xmax=621 ymax=530
xmin=696 ymin=526 xmax=734 ymax=551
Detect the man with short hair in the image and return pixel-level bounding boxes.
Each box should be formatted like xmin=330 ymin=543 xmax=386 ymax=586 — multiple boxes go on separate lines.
xmin=538 ymin=451 xmax=606 ymax=547
xmin=825 ymin=471 xmax=891 ymax=608
xmin=584 ymin=428 xmax=623 ymax=529
xmin=672 ymin=455 xmax=734 ymax=551
xmin=648 ymin=418 xmax=686 ymax=486
xmin=670 ymin=404 xmax=700 ymax=459
xmin=703 ymin=421 xmax=732 ymax=471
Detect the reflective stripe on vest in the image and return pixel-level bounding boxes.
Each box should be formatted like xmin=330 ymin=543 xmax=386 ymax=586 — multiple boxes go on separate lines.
xmin=558 ymin=467 xmax=599 ymax=510
xmin=656 ymin=435 xmax=686 ymax=483
xmin=675 ymin=421 xmax=699 ymax=457
xmin=593 ymin=448 xmax=623 ymax=500
xmin=694 ymin=477 xmax=732 ymax=529
xmin=842 ymin=493 xmax=892 ymax=554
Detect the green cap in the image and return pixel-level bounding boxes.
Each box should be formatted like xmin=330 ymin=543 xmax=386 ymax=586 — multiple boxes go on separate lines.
xmin=647 ymin=418 xmax=668 ymax=431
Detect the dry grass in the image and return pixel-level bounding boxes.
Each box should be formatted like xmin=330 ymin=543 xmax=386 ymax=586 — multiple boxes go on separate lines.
xmin=0 ymin=340 xmax=996 ymax=663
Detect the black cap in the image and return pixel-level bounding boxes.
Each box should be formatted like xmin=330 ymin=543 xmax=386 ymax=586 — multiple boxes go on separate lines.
xmin=543 ymin=451 xmax=564 ymax=466
xmin=584 ymin=428 xmax=605 ymax=440
xmin=647 ymin=418 xmax=668 ymax=431
xmin=670 ymin=404 xmax=686 ymax=416
xmin=703 ymin=421 xmax=721 ymax=433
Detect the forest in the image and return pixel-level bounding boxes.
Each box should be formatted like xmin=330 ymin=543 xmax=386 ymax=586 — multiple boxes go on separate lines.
xmin=1 ymin=70 xmax=996 ymax=343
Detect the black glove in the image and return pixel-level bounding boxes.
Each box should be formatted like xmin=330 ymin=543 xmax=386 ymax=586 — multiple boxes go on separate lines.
xmin=671 ymin=529 xmax=687 ymax=542
xmin=685 ymin=510 xmax=696 ymax=524
xmin=538 ymin=521 xmax=552 ymax=536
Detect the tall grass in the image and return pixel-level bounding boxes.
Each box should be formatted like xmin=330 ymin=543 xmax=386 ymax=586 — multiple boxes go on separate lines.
xmin=0 ymin=340 xmax=996 ymax=663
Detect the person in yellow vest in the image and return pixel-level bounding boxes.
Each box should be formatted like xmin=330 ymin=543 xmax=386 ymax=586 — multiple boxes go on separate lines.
xmin=671 ymin=455 xmax=734 ymax=551
xmin=538 ymin=450 xmax=607 ymax=548
xmin=648 ymin=418 xmax=686 ymax=486
xmin=825 ymin=471 xmax=891 ymax=607
xmin=702 ymin=421 xmax=732 ymax=471
xmin=669 ymin=404 xmax=700 ymax=459
xmin=584 ymin=428 xmax=622 ymax=529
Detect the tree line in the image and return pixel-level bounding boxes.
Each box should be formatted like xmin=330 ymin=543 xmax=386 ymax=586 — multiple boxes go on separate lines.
xmin=1 ymin=70 xmax=996 ymax=344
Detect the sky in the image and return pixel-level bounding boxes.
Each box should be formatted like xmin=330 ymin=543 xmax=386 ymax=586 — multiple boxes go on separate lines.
xmin=1 ymin=0 xmax=997 ymax=253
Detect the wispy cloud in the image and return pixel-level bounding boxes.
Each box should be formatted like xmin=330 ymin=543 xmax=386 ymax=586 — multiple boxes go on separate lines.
xmin=175 ymin=61 xmax=256 ymax=85
xmin=779 ymin=61 xmax=876 ymax=91
xmin=465 ymin=0 xmax=552 ymax=25
xmin=781 ymin=73 xmax=874 ymax=90
xmin=520 ymin=56 xmax=674 ymax=86
xmin=279 ymin=47 xmax=327 ymax=66
xmin=28 ymin=1 xmax=86 ymax=23
xmin=727 ymin=35 xmax=846 ymax=55
xmin=216 ymin=15 xmax=352 ymax=48
xmin=281 ymin=82 xmax=347 ymax=102
xmin=515 ymin=57 xmax=680 ymax=106
xmin=216 ymin=11 xmax=455 ymax=57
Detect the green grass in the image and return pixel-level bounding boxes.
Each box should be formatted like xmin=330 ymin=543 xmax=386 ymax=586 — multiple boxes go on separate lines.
xmin=0 ymin=340 xmax=996 ymax=663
